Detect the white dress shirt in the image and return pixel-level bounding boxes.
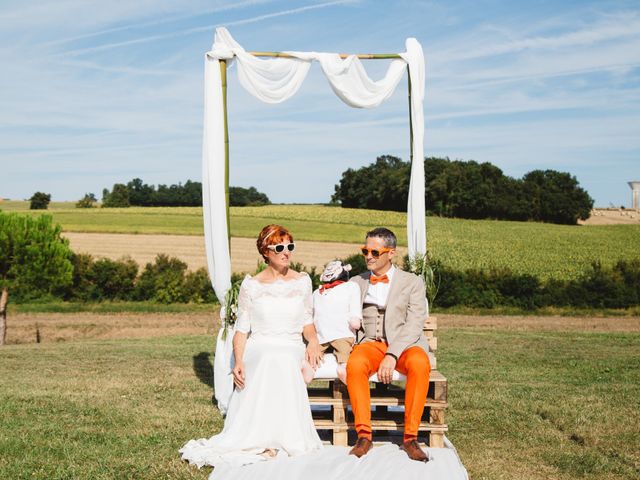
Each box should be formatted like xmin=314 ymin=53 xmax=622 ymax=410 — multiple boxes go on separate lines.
xmin=363 ymin=265 xmax=396 ymax=309
xmin=312 ymin=281 xmax=362 ymax=345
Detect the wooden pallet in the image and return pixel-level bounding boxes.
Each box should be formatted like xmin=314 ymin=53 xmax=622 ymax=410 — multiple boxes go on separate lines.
xmin=308 ymin=317 xmax=448 ymax=447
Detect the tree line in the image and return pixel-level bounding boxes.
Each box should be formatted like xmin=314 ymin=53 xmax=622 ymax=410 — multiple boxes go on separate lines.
xmin=99 ymin=179 xmax=270 ymax=208
xmin=332 ymin=156 xmax=594 ymax=225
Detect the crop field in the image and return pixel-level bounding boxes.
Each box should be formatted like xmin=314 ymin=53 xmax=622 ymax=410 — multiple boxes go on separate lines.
xmin=2 ymin=202 xmax=639 ymax=281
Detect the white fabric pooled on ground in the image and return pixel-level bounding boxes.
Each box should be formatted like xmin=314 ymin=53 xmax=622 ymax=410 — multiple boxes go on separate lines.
xmin=209 ymin=441 xmax=468 ymax=480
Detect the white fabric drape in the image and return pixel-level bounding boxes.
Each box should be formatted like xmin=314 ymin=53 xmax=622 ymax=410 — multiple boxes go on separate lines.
xmin=204 ymin=27 xmax=427 ymax=412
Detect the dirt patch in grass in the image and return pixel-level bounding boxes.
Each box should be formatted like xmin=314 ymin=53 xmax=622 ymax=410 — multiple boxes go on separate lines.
xmin=6 ymin=312 xmax=639 ymax=345
xmin=63 ymin=232 xmax=395 ymax=272
xmin=6 ymin=312 xmax=219 ymax=345
xmin=438 ymin=314 xmax=640 ymax=332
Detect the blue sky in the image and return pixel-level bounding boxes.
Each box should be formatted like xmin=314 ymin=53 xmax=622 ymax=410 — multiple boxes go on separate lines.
xmin=1 ymin=0 xmax=639 ymax=207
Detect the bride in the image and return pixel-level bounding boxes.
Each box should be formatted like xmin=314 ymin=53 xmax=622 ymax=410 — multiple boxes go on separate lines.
xmin=180 ymin=224 xmax=324 ymax=468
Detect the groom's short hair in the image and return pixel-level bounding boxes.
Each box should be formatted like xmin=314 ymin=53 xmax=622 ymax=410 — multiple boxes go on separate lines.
xmin=365 ymin=227 xmax=397 ymax=248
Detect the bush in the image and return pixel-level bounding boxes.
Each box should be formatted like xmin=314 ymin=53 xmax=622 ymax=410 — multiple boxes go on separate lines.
xmin=0 ymin=213 xmax=73 ymax=302
xmin=432 ymin=259 xmax=640 ymax=310
xmin=76 ymin=193 xmax=97 ymax=208
xmin=339 ymin=253 xmax=368 ymax=277
xmin=89 ymin=257 xmax=138 ymax=301
xmin=66 ymin=253 xmax=96 ymax=301
xmin=29 ymin=192 xmax=51 ymax=210
xmin=229 ymin=186 xmax=271 ymax=206
xmin=184 ymin=268 xmax=217 ymax=303
xmin=102 ymin=184 xmax=130 ymax=208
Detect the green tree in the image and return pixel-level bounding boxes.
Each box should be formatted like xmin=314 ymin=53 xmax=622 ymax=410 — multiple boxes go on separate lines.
xmin=0 ymin=213 xmax=73 ymax=343
xmin=75 ymin=193 xmax=97 ymax=208
xmin=229 ymin=186 xmax=271 ymax=206
xmin=102 ymin=184 xmax=130 ymax=208
xmin=29 ymin=192 xmax=51 ymax=210
xmin=523 ymin=170 xmax=593 ymax=224
xmin=126 ymin=178 xmax=156 ymax=206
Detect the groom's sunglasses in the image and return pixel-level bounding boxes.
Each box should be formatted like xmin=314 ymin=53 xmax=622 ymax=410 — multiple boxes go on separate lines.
xmin=267 ymin=243 xmax=295 ymax=253
xmin=360 ymin=246 xmax=392 ymax=258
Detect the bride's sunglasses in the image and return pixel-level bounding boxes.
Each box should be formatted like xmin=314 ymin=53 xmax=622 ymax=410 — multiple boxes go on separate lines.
xmin=267 ymin=243 xmax=296 ymax=253
xmin=360 ymin=246 xmax=392 ymax=258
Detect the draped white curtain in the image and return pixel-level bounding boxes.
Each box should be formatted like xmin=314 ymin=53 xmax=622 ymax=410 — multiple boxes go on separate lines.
xmin=204 ymin=27 xmax=426 ymax=413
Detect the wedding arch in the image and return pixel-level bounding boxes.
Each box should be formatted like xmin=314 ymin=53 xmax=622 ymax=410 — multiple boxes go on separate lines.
xmin=203 ymin=28 xmax=427 ymax=412
xmin=203 ymin=27 xmax=426 ymax=304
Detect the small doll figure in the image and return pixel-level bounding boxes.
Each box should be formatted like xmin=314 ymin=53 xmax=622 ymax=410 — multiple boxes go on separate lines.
xmin=304 ymin=260 xmax=362 ymax=384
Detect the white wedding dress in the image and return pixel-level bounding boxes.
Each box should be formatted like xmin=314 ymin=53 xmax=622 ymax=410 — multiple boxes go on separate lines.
xmin=180 ymin=272 xmax=323 ymax=468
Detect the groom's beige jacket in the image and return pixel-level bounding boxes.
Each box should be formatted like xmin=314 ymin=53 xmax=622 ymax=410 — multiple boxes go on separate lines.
xmin=350 ymin=268 xmax=429 ymax=359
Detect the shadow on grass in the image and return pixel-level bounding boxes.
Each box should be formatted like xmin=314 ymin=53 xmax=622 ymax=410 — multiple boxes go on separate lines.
xmin=193 ymin=352 xmax=215 ymax=404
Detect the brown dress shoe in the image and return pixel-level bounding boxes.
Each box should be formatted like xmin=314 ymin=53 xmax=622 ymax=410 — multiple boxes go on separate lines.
xmin=400 ymin=439 xmax=429 ymax=462
xmin=349 ymin=437 xmax=373 ymax=457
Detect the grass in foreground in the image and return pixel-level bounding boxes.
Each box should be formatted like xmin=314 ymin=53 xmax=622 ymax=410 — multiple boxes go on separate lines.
xmin=3 ymin=203 xmax=639 ymax=281
xmin=0 ymin=324 xmax=638 ymax=479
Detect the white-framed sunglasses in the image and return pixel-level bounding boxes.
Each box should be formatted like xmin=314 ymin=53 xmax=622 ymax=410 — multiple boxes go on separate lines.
xmin=267 ymin=243 xmax=295 ymax=253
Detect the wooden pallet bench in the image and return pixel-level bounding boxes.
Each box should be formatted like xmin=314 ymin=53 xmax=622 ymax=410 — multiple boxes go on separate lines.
xmin=308 ymin=317 xmax=448 ymax=447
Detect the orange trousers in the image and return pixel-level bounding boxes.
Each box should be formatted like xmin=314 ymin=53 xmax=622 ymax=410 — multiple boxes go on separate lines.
xmin=346 ymin=341 xmax=431 ymax=441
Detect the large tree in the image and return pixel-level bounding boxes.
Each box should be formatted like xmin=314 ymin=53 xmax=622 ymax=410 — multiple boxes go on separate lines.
xmin=29 ymin=192 xmax=51 ymax=210
xmin=522 ymin=170 xmax=593 ymax=224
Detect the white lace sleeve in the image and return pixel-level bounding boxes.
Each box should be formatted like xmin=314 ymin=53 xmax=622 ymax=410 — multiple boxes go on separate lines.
xmin=302 ymin=274 xmax=314 ymax=326
xmin=234 ymin=278 xmax=251 ymax=334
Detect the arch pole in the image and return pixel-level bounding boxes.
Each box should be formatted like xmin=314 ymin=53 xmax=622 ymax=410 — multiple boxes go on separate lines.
xmin=407 ymin=66 xmax=413 ymax=166
xmin=220 ymin=59 xmax=230 ymax=247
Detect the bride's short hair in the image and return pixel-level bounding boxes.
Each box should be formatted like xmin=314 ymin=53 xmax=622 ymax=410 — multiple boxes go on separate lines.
xmin=257 ymin=224 xmax=293 ymax=262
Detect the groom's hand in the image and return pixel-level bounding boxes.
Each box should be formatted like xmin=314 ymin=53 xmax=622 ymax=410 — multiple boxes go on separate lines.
xmin=377 ymin=355 xmax=397 ymax=384
xmin=232 ymin=361 xmax=246 ymax=390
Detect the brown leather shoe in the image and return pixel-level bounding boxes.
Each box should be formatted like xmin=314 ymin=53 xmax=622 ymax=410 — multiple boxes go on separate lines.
xmin=400 ymin=439 xmax=429 ymax=462
xmin=349 ymin=437 xmax=373 ymax=457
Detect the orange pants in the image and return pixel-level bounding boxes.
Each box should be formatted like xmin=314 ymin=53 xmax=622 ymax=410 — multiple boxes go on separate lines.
xmin=346 ymin=341 xmax=431 ymax=441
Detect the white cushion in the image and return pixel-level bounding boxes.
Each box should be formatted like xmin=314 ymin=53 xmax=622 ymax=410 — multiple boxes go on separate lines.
xmin=312 ymin=352 xmax=435 ymax=381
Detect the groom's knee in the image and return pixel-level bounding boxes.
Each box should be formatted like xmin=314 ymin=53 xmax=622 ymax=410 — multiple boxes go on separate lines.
xmin=346 ymin=355 xmax=369 ymax=377
xmin=403 ymin=348 xmax=430 ymax=375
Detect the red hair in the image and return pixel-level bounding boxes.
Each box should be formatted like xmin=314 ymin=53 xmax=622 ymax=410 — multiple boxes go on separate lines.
xmin=257 ymin=224 xmax=293 ymax=261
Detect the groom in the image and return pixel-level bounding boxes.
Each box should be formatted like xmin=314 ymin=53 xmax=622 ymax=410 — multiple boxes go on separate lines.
xmin=346 ymin=227 xmax=431 ymax=462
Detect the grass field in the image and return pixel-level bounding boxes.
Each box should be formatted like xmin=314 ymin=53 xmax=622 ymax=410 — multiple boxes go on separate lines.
xmin=0 ymin=315 xmax=638 ymax=479
xmin=2 ymin=201 xmax=639 ymax=281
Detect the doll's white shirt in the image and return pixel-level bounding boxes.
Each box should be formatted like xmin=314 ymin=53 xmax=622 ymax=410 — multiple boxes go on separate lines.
xmin=312 ymin=281 xmax=362 ymax=344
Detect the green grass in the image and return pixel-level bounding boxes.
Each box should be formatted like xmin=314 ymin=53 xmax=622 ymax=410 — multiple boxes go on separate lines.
xmin=3 ymin=202 xmax=639 ymax=280
xmin=0 ymin=328 xmax=638 ymax=479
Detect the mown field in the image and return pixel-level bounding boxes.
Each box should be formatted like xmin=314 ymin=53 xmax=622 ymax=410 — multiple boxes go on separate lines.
xmin=3 ymin=201 xmax=638 ymax=281
xmin=0 ymin=315 xmax=638 ymax=479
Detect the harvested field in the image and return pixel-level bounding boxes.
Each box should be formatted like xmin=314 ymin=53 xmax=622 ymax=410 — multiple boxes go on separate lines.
xmin=63 ymin=232 xmax=406 ymax=272
xmin=579 ymin=208 xmax=640 ymax=225
xmin=7 ymin=312 xmax=639 ymax=345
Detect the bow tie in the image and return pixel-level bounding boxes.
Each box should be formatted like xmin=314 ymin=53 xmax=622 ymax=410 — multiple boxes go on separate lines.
xmin=319 ymin=280 xmax=345 ymax=294
xmin=370 ymin=274 xmax=389 ymax=285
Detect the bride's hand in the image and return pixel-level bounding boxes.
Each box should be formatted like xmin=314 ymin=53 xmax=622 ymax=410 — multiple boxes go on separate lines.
xmin=232 ymin=361 xmax=246 ymax=390
xmin=305 ymin=340 xmax=323 ymax=369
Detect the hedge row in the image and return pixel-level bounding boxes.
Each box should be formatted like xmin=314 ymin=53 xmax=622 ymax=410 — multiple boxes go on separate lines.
xmin=65 ymin=253 xmax=217 ymax=304
xmin=18 ymin=252 xmax=640 ymax=310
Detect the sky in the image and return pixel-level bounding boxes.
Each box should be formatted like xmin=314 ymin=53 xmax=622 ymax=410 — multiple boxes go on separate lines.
xmin=1 ymin=0 xmax=639 ymax=208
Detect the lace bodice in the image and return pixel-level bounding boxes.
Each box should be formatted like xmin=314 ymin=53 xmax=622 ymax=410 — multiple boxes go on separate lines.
xmin=235 ymin=273 xmax=313 ymax=339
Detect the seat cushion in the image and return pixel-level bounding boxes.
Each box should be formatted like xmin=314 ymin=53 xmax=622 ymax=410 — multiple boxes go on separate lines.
xmin=313 ymin=352 xmax=435 ymax=381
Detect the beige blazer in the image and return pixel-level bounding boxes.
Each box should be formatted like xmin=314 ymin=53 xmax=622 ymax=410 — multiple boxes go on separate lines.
xmin=350 ymin=268 xmax=429 ymax=358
